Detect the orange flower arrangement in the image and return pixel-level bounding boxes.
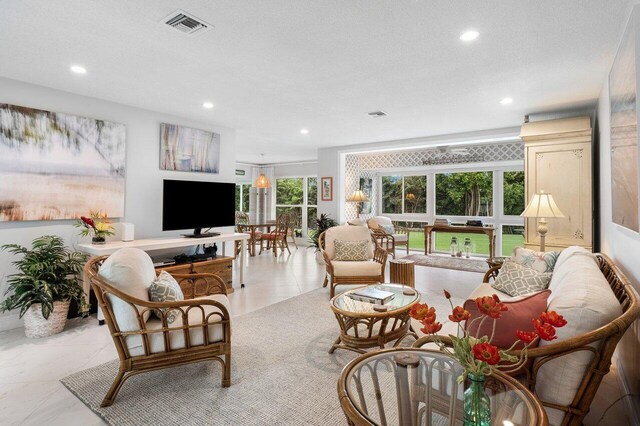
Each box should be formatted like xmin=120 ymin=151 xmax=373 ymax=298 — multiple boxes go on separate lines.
xmin=409 ymin=290 xmax=568 ymax=380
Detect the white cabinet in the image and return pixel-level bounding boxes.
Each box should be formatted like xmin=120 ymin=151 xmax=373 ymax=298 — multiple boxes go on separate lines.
xmin=520 ymin=117 xmax=593 ymax=251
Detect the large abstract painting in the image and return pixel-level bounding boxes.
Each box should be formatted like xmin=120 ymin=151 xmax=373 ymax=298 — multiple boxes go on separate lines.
xmin=0 ymin=104 xmax=126 ymax=222
xmin=609 ymin=12 xmax=639 ymax=232
xmin=160 ymin=123 xmax=220 ymax=173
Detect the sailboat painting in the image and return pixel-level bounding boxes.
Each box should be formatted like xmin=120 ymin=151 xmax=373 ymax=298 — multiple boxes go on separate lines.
xmin=160 ymin=123 xmax=220 ymax=174
xmin=0 ymin=103 xmax=126 ymax=222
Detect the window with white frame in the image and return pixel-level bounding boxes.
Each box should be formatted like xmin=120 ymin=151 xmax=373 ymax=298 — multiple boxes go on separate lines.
xmin=378 ymin=167 xmax=524 ymax=256
xmin=235 ymin=183 xmax=251 ymax=212
xmin=275 ymin=176 xmax=317 ymax=236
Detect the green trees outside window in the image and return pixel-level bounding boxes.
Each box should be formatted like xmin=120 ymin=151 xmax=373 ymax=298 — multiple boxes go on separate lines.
xmin=435 ymin=172 xmax=493 ymax=216
xmin=382 ymin=175 xmax=426 ymax=214
xmin=235 ymin=183 xmax=251 ymax=212
xmin=503 ymin=171 xmax=525 ymax=216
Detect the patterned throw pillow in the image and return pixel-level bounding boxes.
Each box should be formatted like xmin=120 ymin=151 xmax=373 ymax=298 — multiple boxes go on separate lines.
xmin=149 ymin=271 xmax=184 ymax=324
xmin=380 ymin=224 xmax=396 ymax=235
xmin=334 ymin=239 xmax=370 ymax=261
xmin=492 ymin=259 xmax=552 ymax=297
xmin=512 ymin=247 xmax=560 ymax=273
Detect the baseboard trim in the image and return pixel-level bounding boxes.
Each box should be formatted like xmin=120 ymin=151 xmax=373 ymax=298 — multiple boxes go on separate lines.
xmin=614 ymin=353 xmax=640 ymax=426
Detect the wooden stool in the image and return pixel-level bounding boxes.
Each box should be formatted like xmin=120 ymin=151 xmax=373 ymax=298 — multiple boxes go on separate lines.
xmin=389 ymin=259 xmax=415 ymax=287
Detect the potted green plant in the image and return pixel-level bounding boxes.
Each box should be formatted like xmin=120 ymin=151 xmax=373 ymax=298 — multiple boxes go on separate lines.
xmin=308 ymin=213 xmax=338 ymax=264
xmin=0 ymin=235 xmax=89 ymax=338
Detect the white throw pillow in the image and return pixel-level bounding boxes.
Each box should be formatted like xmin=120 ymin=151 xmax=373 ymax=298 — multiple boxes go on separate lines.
xmin=535 ymin=250 xmax=622 ymax=425
xmin=98 ymin=248 xmax=156 ymax=333
xmin=149 ymin=271 xmax=184 ymax=324
xmin=380 ymin=224 xmax=396 ymax=235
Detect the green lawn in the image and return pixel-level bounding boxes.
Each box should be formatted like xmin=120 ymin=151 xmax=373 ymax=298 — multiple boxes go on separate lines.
xmin=407 ymin=231 xmax=524 ymax=257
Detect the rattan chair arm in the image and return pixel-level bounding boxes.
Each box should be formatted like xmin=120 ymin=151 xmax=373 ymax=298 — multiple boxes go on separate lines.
xmin=483 ymin=265 xmax=502 ymax=283
xmin=413 ymin=334 xmax=454 ymax=348
xmin=169 ymin=272 xmax=228 ymax=296
xmin=374 ymin=246 xmax=388 ymax=265
xmin=392 ymin=222 xmax=410 ymax=235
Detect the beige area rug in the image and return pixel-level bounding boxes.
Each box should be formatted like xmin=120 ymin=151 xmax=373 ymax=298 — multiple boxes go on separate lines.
xmin=61 ymin=288 xmax=461 ymax=426
xmin=404 ymin=253 xmax=488 ymax=274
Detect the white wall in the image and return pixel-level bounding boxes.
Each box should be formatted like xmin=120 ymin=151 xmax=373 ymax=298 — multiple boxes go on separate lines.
xmin=597 ymin=7 xmax=640 ymax=417
xmin=0 ymin=77 xmax=236 ymax=330
xmin=273 ymin=162 xmax=317 ymax=178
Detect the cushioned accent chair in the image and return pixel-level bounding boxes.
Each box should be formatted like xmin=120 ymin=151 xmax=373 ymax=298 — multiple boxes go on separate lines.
xmin=414 ymin=249 xmax=639 ymax=426
xmin=85 ymin=248 xmax=232 ymax=407
xmin=319 ymin=225 xmax=387 ymax=298
xmin=367 ymin=216 xmax=410 ymax=257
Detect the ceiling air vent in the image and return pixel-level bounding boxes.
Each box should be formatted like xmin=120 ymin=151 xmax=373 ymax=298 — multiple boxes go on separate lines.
xmin=162 ymin=10 xmax=212 ymax=35
xmin=367 ymin=111 xmax=388 ymax=118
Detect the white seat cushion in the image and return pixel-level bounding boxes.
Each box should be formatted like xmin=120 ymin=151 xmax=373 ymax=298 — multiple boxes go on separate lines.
xmin=331 ymin=260 xmax=382 ymax=277
xmin=98 ymin=248 xmax=157 ymax=332
xmin=368 ymin=216 xmax=393 ymax=229
xmin=393 ymin=234 xmax=408 ymax=243
xmin=126 ymin=294 xmax=230 ymax=357
xmin=347 ymin=218 xmax=366 ymax=226
xmin=536 ymin=248 xmax=622 ymax=425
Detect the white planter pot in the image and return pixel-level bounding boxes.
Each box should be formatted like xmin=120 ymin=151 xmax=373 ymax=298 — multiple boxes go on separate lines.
xmin=315 ymin=250 xmax=325 ymax=265
xmin=23 ymin=300 xmax=70 ymax=338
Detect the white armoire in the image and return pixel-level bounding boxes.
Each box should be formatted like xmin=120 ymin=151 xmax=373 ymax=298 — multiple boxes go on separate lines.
xmin=520 ymin=117 xmax=593 ymax=251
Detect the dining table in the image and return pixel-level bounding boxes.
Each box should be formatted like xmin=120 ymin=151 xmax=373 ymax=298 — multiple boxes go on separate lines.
xmin=238 ymin=220 xmax=276 ymax=256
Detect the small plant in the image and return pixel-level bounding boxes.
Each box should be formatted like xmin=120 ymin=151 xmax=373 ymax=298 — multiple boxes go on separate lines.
xmin=308 ymin=213 xmax=338 ymax=251
xmin=0 ymin=235 xmax=89 ymax=319
xmin=74 ymin=210 xmax=115 ymax=240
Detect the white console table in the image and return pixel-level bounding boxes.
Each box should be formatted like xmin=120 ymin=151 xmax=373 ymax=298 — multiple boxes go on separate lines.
xmin=78 ymin=233 xmax=249 ymax=324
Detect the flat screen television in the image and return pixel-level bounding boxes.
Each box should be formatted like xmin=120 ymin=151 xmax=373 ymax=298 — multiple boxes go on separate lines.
xmin=162 ymin=179 xmax=236 ymax=238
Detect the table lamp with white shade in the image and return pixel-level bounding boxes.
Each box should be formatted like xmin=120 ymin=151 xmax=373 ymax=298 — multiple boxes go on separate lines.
xmin=347 ymin=190 xmax=369 ymax=218
xmin=521 ymin=190 xmax=565 ymax=251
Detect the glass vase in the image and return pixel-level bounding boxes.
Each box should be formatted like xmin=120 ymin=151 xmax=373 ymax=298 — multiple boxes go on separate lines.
xmin=464 ymin=238 xmax=472 ymax=258
xmin=463 ymin=373 xmax=491 ymax=426
xmin=450 ymin=237 xmax=458 ymax=257
xmin=92 ymin=236 xmax=106 ymax=245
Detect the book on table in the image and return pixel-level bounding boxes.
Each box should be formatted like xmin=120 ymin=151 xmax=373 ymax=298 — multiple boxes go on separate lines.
xmin=348 ymin=288 xmax=395 ymax=304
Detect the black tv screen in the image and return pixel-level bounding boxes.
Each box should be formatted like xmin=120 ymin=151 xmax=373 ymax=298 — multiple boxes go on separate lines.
xmin=162 ymin=180 xmax=236 ymax=233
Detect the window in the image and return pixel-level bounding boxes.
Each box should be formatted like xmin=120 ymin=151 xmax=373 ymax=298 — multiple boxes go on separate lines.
xmin=503 ymin=171 xmax=525 ymax=216
xmin=435 ymin=172 xmax=493 ymax=216
xmin=275 ymin=177 xmax=317 ymax=236
xmin=235 ymin=183 xmax=251 ymax=212
xmin=381 ymin=175 xmax=426 ymax=214
xmin=502 ymin=225 xmax=525 ymax=256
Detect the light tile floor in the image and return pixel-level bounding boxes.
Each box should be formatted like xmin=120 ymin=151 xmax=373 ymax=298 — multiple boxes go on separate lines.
xmin=0 ymin=248 xmax=630 ymax=425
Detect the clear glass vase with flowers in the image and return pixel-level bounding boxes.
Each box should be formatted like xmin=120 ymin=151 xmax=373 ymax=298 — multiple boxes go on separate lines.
xmin=410 ymin=290 xmax=567 ymax=425
xmin=74 ymin=211 xmax=115 ymax=245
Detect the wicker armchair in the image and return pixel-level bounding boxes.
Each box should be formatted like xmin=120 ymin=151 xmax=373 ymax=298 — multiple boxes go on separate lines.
xmin=414 ymin=253 xmax=639 ymax=426
xmin=319 ymin=225 xmax=388 ymax=298
xmin=367 ymin=216 xmax=410 ymax=257
xmin=85 ymin=249 xmax=231 ymax=407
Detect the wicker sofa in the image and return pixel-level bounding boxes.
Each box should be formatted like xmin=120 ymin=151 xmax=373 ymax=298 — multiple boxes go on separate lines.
xmin=414 ymin=246 xmax=638 ymax=426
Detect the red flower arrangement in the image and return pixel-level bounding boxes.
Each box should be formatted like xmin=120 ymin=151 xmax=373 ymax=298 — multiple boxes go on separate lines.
xmin=409 ymin=290 xmax=568 ymax=380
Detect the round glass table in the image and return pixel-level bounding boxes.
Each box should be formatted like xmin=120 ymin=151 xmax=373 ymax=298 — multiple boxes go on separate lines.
xmin=329 ymin=284 xmax=420 ymax=354
xmin=338 ymin=348 xmax=548 ymax=426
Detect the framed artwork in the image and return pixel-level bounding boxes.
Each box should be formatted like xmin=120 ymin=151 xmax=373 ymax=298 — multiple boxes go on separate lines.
xmin=0 ymin=103 xmax=126 ymax=222
xmin=160 ymin=123 xmax=220 ymax=173
xmin=359 ymin=177 xmax=373 ymax=214
xmin=321 ymin=177 xmax=333 ymax=201
xmin=609 ymin=12 xmax=639 ymax=232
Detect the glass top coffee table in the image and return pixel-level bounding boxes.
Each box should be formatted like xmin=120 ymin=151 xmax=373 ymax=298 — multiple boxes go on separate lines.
xmin=329 ymin=284 xmax=420 ymax=354
xmin=338 ymin=348 xmax=548 ymax=426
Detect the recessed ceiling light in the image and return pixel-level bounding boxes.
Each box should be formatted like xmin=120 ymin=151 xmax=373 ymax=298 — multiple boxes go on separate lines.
xmin=459 ymin=30 xmax=479 ymax=41
xmin=500 ymin=97 xmax=513 ymax=105
xmin=202 ymin=102 xmax=214 ymax=109
xmin=70 ymin=65 xmax=87 ymax=74
xmin=300 ymin=129 xmax=309 ymax=135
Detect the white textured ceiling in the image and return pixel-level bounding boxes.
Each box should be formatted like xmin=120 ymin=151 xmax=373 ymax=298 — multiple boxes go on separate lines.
xmin=0 ymin=0 xmax=633 ymax=163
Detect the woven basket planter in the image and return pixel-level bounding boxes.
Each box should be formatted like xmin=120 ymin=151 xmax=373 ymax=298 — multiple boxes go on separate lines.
xmin=23 ymin=300 xmax=70 ymax=338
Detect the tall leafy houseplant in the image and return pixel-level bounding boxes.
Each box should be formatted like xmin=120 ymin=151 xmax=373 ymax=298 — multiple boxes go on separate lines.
xmin=1 ymin=235 xmax=89 ymax=338
xmin=308 ymin=213 xmax=338 ymax=251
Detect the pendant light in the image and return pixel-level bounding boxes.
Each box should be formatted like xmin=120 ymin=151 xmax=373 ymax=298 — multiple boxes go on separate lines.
xmin=254 ymin=154 xmax=271 ymax=188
